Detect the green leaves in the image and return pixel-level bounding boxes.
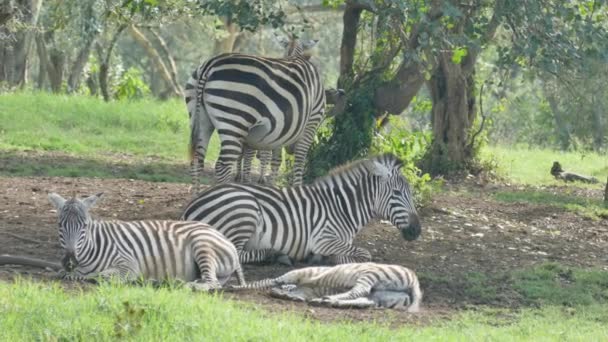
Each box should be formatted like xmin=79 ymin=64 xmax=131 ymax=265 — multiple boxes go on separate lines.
xmin=451 ymin=47 xmax=468 ymax=65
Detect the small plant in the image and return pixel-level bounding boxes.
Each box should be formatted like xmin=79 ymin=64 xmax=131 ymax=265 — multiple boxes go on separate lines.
xmin=113 ymin=301 xmax=146 ymax=338
xmin=371 ymin=116 xmax=438 ymax=205
xmin=114 ymin=68 xmax=150 ymax=100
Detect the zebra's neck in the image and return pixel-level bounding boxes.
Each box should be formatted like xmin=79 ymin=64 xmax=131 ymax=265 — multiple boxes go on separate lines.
xmin=75 ymin=221 xmax=106 ymax=272
xmin=313 ymin=175 xmax=377 ymax=231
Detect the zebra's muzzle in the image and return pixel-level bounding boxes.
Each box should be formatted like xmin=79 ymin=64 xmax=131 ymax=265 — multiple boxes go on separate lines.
xmin=401 ymin=213 xmax=421 ymax=241
xmin=61 ymin=252 xmax=78 ymax=272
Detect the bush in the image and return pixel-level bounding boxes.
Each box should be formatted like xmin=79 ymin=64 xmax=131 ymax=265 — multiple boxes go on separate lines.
xmin=114 ymin=68 xmax=151 ymax=100
xmin=371 ymin=116 xmax=439 ymax=205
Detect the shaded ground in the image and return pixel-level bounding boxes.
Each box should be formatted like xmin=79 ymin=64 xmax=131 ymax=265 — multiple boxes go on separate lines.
xmin=1 ymin=156 xmax=607 ymax=325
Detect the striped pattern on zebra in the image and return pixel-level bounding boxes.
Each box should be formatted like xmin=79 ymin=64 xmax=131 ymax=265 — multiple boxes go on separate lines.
xmin=48 ymin=192 xmax=245 ymax=291
xmin=180 ymin=154 xmax=422 ymax=265
xmin=235 ymin=88 xmax=346 ymax=185
xmin=184 ymin=35 xmax=326 ymax=192
xmin=231 ymin=263 xmax=422 ymax=312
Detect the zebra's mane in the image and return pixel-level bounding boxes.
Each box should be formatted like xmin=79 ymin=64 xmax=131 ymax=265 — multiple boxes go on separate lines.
xmin=311 ymin=154 xmax=403 ymax=186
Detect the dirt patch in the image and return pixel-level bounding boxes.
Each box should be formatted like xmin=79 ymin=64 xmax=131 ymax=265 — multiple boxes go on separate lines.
xmin=1 ymin=174 xmax=607 ymax=324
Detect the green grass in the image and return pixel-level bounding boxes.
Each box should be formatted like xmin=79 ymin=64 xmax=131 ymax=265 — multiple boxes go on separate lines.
xmin=0 ymin=91 xmax=220 ymax=161
xmin=494 ymin=190 xmax=608 ymax=219
xmin=484 ymin=145 xmax=608 ymax=186
xmin=0 ymin=151 xmax=201 ymax=183
xmin=1 ymin=277 xmax=608 ymax=341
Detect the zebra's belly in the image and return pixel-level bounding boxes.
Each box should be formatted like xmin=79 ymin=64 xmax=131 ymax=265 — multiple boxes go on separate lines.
xmin=138 ymin=249 xmax=199 ymax=282
xmin=251 ymin=224 xmax=312 ymax=261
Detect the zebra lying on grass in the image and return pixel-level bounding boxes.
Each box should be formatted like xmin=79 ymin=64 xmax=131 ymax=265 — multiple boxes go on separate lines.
xmin=48 ymin=192 xmax=245 ymax=291
xmin=230 ymin=263 xmax=422 ymax=312
xmin=185 ymin=34 xmax=327 ymax=192
xmin=181 ymin=153 xmax=421 ymax=265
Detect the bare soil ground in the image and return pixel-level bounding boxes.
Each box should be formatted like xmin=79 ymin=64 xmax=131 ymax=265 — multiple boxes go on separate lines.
xmin=1 ymin=169 xmax=607 ymax=325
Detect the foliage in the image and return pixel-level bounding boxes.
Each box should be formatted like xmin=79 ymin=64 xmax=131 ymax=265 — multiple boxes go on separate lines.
xmin=305 ymin=85 xmax=376 ymax=181
xmin=370 ymin=116 xmax=437 ymax=205
xmin=2 ymin=278 xmax=608 ymax=340
xmin=113 ymin=67 xmax=151 ymax=100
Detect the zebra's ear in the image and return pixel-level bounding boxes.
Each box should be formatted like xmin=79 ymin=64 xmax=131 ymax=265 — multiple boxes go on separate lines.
xmin=83 ymin=192 xmax=103 ymax=209
xmin=48 ymin=193 xmax=66 ymax=210
xmin=365 ymin=160 xmax=392 ymax=180
xmin=301 ymin=39 xmax=319 ymax=51
xmin=273 ymin=33 xmax=290 ymax=49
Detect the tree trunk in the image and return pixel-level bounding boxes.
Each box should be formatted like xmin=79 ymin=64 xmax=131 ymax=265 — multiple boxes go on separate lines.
xmin=47 ymin=48 xmax=65 ymax=92
xmin=67 ymin=37 xmax=96 ymax=93
xmin=147 ymin=28 xmax=183 ymax=95
xmin=604 ymin=177 xmax=608 ymax=204
xmin=423 ymin=53 xmax=477 ymax=175
xmin=337 ymin=4 xmax=362 ymax=87
xmin=212 ymin=17 xmax=239 ymax=54
xmin=545 ymin=90 xmax=571 ymax=150
xmin=128 ymin=25 xmax=181 ymax=98
xmin=590 ymin=95 xmax=606 ymax=151
xmin=96 ymin=25 xmax=126 ymax=101
xmin=0 ymin=0 xmax=43 ymax=87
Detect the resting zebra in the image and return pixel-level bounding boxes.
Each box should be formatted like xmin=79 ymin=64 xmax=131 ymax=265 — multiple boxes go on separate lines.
xmin=184 ymin=34 xmax=326 ymax=193
xmin=181 ymin=154 xmax=421 ymax=265
xmin=231 ymin=263 xmax=422 ymax=312
xmin=48 ymin=192 xmax=245 ymax=291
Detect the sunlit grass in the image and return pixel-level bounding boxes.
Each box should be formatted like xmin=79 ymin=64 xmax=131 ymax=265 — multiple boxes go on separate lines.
xmin=0 ymin=91 xmax=220 ymax=161
xmin=494 ymin=190 xmax=608 ymax=219
xmin=484 ymin=145 xmax=608 ymax=186
xmin=1 ymin=275 xmax=608 ymax=341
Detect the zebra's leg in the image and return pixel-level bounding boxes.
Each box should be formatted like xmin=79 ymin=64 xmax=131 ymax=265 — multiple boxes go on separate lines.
xmin=215 ymin=137 xmax=244 ymax=183
xmin=234 ymin=154 xmax=243 ymax=182
xmin=290 ymin=124 xmax=319 ymax=185
xmin=230 ymin=267 xmax=316 ymax=290
xmin=265 ymin=148 xmax=282 ymax=185
xmin=257 ymin=150 xmax=272 ymax=184
xmin=315 ymin=274 xmax=376 ymax=303
xmin=240 ymin=147 xmax=256 ymax=183
xmin=269 ymin=285 xmax=308 ymax=302
xmin=190 ymin=111 xmax=214 ymax=195
xmin=189 ymin=242 xmax=222 ymax=291
xmin=310 ymin=297 xmax=377 ymax=309
xmin=313 ymin=238 xmax=372 ymax=264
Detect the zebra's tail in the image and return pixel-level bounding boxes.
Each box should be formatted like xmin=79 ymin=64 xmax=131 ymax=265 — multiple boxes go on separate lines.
xmin=187 ymin=66 xmax=208 ymax=162
xmin=235 ymin=265 xmax=246 ymax=286
xmin=230 ymin=277 xmax=278 ymax=291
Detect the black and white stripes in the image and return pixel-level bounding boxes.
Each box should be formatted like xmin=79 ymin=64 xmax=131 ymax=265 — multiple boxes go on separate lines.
xmin=48 ymin=192 xmax=245 ymax=290
xmin=231 ymin=262 xmax=422 ymax=312
xmin=185 ymin=36 xmax=326 ymax=192
xmin=180 ymin=154 xmax=422 ymax=265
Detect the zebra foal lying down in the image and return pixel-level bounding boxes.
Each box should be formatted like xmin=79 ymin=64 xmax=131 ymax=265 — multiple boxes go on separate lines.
xmin=48 ymin=192 xmax=245 ymax=291
xmin=230 ymin=263 xmax=422 ymax=312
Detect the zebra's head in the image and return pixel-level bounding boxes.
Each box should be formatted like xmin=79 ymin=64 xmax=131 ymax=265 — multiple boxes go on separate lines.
xmin=365 ymin=155 xmax=421 ymax=241
xmin=274 ymin=33 xmax=319 ymax=58
xmin=48 ymin=192 xmax=103 ymax=271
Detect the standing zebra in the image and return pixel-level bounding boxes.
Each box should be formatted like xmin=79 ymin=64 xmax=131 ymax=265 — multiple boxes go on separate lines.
xmin=181 ymin=154 xmax=422 ymax=265
xmin=184 ymin=34 xmax=326 ymax=193
xmin=236 ymin=88 xmax=346 ymax=185
xmin=230 ymin=262 xmax=422 ymax=312
xmin=48 ymin=192 xmax=245 ymax=291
